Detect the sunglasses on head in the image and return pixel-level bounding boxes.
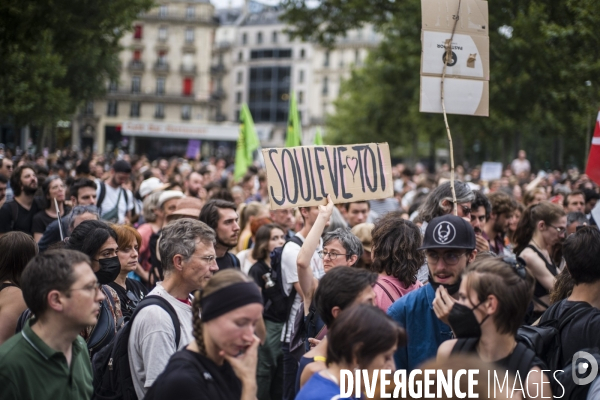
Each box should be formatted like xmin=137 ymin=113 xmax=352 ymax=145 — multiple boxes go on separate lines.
xmin=501 ymin=256 xmax=527 ymax=280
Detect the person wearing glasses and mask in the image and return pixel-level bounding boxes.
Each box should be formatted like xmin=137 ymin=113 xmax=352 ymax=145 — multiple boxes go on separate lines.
xmin=388 ymin=214 xmax=477 ymax=371
xmin=513 ymin=201 xmax=566 ymax=322
xmin=0 ymin=250 xmax=103 ymax=400
xmin=128 ymin=218 xmax=219 ymax=400
xmin=65 ymin=220 xmax=123 ymax=356
xmin=437 ymin=256 xmax=552 ymax=396
xmin=108 ymin=225 xmax=148 ymax=319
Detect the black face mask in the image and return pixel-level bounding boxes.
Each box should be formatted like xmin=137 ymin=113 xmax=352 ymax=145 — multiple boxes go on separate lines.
xmin=428 ymin=273 xmax=462 ymax=296
xmin=448 ymin=301 xmax=489 ymax=338
xmin=95 ymin=256 xmax=121 ymax=285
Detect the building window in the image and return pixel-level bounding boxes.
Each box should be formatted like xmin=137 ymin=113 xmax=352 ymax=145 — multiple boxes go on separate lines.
xmin=300 ymin=48 xmax=305 ymax=58
xmin=130 ymin=102 xmax=140 ymax=117
xmin=355 ymin=49 xmax=360 ymax=64
xmin=298 ymin=70 xmax=304 ymax=83
xmin=159 ymin=5 xmax=168 ymax=17
xmin=272 ymin=31 xmax=278 ymax=43
xmin=186 ymin=6 xmax=195 ymax=18
xmin=155 ymin=103 xmax=165 ymax=119
xmin=257 ymin=32 xmax=263 ymax=44
xmin=242 ymin=33 xmax=247 ymax=45
xmin=131 ymin=76 xmax=141 ymax=93
xmin=298 ymin=91 xmax=304 ymax=104
xmin=134 ymin=25 xmax=143 ymax=39
xmin=158 ymin=26 xmax=168 ymax=41
xmin=322 ymin=77 xmax=329 ymax=95
xmin=324 ymin=51 xmax=330 ymax=67
xmin=181 ymin=105 xmax=191 ymax=120
xmin=238 ymin=51 xmax=243 ymax=62
xmin=249 ymin=49 xmax=292 ymax=60
xmin=107 ymin=101 xmax=118 ymax=116
xmin=183 ymin=78 xmax=193 ymax=96
xmin=108 ymin=81 xmax=118 ymax=92
xmin=85 ymin=101 xmax=94 ymax=116
xmin=133 ymin=50 xmax=141 ymax=61
xmin=185 ymin=28 xmax=194 ymax=43
xmin=237 ymin=71 xmax=243 ymax=85
xmin=157 ymin=51 xmax=167 ymax=65
xmin=248 ymin=66 xmax=291 ymax=123
xmin=156 ymin=77 xmax=165 ymax=95
xmin=236 ymin=91 xmax=242 ymax=104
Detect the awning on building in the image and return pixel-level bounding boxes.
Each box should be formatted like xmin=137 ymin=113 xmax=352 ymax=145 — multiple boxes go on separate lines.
xmin=121 ymin=121 xmax=239 ymax=141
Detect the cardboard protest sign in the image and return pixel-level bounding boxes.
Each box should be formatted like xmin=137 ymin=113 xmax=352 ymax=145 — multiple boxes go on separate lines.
xmin=420 ymin=76 xmax=488 ymax=116
xmin=480 ymin=162 xmax=503 ymax=181
xmin=420 ymin=0 xmax=489 ymax=117
xmin=262 ymin=143 xmax=393 ymax=210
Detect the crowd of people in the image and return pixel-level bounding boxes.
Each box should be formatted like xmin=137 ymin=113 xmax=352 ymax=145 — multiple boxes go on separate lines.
xmin=0 ymin=146 xmax=599 ymax=399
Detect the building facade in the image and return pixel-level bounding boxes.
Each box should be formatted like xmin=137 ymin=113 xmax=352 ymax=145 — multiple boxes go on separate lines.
xmin=72 ymin=0 xmax=238 ymax=159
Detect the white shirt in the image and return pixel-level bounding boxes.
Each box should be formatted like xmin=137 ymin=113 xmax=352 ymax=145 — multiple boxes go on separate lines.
xmin=128 ymin=282 xmax=194 ymax=399
xmin=280 ymin=232 xmax=323 ymax=343
xmin=96 ymin=179 xmax=134 ymax=224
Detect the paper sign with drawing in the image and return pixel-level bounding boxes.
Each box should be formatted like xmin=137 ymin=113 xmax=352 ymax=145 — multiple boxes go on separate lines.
xmin=262 ymin=143 xmax=394 ymax=209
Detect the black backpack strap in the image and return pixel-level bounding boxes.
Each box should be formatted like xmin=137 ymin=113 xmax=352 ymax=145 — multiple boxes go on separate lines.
xmin=96 ymin=181 xmax=106 ymax=212
xmin=451 ymin=338 xmax=478 ymax=355
xmin=132 ymin=295 xmax=181 ymax=347
xmin=374 ymin=281 xmax=395 ymax=303
xmin=508 ymin=343 xmax=537 ymax=379
xmin=288 ymin=235 xmax=304 ymax=247
xmin=228 ymin=252 xmax=240 ymax=269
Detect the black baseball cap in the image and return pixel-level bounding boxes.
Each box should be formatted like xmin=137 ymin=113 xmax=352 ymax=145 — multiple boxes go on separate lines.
xmin=419 ymin=214 xmax=476 ymax=250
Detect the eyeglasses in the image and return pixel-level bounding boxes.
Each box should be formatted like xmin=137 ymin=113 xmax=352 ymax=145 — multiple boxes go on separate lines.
xmin=425 ymin=251 xmax=467 ymax=266
xmin=549 ymin=225 xmax=566 ymax=235
xmin=70 ymin=281 xmax=103 ymax=295
xmin=193 ymin=255 xmax=217 ymax=264
xmin=318 ymin=251 xmax=348 ymax=260
xmin=501 ymin=256 xmax=527 ymax=280
xmin=460 ymin=205 xmax=472 ymax=215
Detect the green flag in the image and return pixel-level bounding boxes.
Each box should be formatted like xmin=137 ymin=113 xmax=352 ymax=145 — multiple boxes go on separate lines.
xmin=285 ymin=91 xmax=302 ymax=147
xmin=314 ymin=127 xmax=324 ymax=145
xmin=235 ymin=104 xmax=259 ymax=181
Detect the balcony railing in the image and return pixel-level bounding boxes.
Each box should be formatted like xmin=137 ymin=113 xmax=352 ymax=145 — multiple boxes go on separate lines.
xmin=210 ymin=64 xmax=226 ymax=75
xmin=128 ymin=60 xmax=145 ymax=71
xmin=154 ymin=61 xmax=170 ymax=73
xmin=180 ymin=64 xmax=197 ymax=75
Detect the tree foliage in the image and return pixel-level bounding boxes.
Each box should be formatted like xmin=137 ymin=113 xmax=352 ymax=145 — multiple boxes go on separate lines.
xmin=0 ymin=0 xmax=153 ymax=129
xmin=282 ymin=0 xmax=600 ymax=168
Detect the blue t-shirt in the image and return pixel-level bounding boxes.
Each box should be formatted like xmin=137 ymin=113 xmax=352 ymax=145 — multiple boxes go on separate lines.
xmin=296 ymin=372 xmax=358 ymax=400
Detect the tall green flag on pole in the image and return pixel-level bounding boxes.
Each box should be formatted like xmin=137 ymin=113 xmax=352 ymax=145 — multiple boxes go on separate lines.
xmin=285 ymin=91 xmax=302 ymax=147
xmin=235 ymin=104 xmax=259 ymax=180
xmin=314 ymin=127 xmax=324 ymax=145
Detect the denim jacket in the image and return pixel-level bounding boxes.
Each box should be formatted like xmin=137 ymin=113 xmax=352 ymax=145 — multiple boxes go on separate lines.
xmin=387 ymin=284 xmax=453 ymax=371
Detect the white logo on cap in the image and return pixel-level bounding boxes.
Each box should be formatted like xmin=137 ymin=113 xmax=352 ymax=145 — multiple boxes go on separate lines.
xmin=433 ymin=222 xmax=456 ymax=245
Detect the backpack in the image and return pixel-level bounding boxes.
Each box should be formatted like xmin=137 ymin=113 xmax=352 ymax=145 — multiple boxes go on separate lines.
xmin=553 ymin=348 xmax=600 ymax=399
xmin=96 ymin=181 xmax=129 ymax=223
xmin=452 ymin=338 xmax=537 ymax=380
xmin=517 ymin=300 xmax=590 ymax=371
xmin=269 ymin=235 xmax=304 ymax=338
xmin=289 ymin=300 xmax=327 ymax=363
xmin=91 ymin=295 xmax=181 ymax=400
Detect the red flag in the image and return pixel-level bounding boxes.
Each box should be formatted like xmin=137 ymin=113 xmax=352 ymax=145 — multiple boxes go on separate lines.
xmin=586 ymin=110 xmax=600 ymax=185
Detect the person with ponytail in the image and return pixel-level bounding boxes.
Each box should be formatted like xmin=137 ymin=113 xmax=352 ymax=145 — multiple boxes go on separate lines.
xmin=144 ymin=269 xmax=262 ymax=400
xmin=513 ymin=201 xmax=566 ymax=320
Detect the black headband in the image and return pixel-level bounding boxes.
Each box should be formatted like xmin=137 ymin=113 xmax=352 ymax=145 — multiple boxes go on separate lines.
xmin=201 ymin=282 xmax=263 ymax=322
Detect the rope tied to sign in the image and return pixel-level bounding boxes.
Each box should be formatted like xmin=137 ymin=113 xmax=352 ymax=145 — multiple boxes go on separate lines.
xmin=440 ymin=0 xmax=462 ymax=215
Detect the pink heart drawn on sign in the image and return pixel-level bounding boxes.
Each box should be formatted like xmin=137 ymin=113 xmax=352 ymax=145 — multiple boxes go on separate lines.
xmin=346 ymin=156 xmax=358 ymax=179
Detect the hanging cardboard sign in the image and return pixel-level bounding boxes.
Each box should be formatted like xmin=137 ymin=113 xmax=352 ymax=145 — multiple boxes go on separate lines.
xmin=262 ymin=143 xmax=394 ymax=209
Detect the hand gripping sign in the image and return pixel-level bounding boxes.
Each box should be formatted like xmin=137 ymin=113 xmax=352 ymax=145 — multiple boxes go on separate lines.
xmin=262 ymin=143 xmax=394 ymax=210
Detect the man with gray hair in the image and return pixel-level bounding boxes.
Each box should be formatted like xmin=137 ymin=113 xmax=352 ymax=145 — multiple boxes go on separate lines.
xmin=128 ymin=218 xmax=217 ymax=399
xmin=567 ymin=211 xmax=588 ymax=235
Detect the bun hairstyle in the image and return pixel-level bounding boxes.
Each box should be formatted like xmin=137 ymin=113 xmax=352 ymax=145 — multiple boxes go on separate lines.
xmin=191 ymin=269 xmax=254 ymax=356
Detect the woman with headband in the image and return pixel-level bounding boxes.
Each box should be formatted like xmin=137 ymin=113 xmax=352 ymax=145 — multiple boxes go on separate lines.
xmin=144 ymin=269 xmax=263 ymax=400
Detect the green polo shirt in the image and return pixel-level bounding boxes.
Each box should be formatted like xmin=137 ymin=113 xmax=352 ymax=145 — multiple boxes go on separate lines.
xmin=0 ymin=319 xmax=93 ymax=400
